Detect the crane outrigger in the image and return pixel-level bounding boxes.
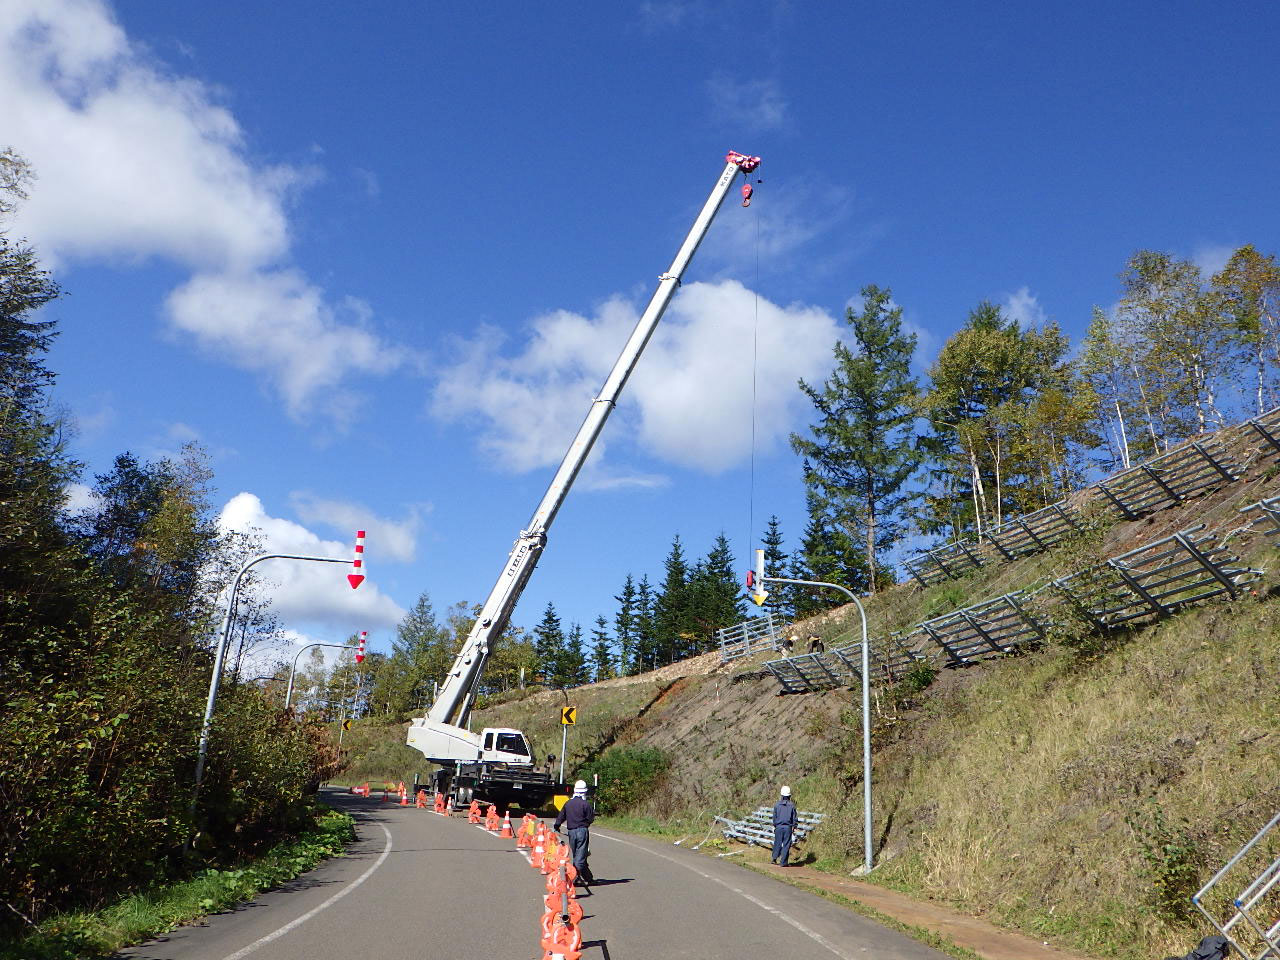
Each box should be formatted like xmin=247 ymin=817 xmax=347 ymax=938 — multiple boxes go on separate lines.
xmin=407 ymin=151 xmax=761 ymax=810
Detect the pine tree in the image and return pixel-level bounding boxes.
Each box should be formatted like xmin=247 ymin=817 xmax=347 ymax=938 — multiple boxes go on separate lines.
xmin=686 ymin=533 xmax=744 ymax=651
xmin=562 ymin=622 xmax=588 ymax=687
xmin=790 ymin=490 xmax=866 ymax=618
xmin=613 ymin=574 xmax=637 ymax=677
xmin=590 ymin=615 xmax=614 ymax=682
xmin=533 ymin=602 xmax=566 ymax=685
xmin=653 ymin=534 xmax=690 ymax=663
xmin=760 ymin=515 xmax=791 ymax=619
xmin=635 ymin=575 xmax=656 ymax=673
xmin=792 ymin=285 xmax=921 ymax=592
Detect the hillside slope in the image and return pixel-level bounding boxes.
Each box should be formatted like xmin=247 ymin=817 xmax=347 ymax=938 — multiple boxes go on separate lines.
xmin=471 ymin=421 xmax=1280 ymax=959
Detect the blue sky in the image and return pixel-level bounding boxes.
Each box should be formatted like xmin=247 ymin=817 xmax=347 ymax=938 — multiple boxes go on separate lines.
xmin=4 ymin=1 xmax=1278 ymax=667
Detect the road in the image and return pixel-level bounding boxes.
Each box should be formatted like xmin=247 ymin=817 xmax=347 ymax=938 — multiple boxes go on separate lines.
xmin=120 ymin=788 xmax=948 ymax=960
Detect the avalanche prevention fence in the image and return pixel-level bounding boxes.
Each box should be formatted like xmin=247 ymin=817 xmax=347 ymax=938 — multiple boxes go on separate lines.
xmin=717 ymin=610 xmax=785 ymax=661
xmin=714 ymin=806 xmax=826 ymax=849
xmin=758 ymin=500 xmax=1270 ymax=695
xmin=1193 ymin=810 xmax=1280 ymax=960
xmin=903 ymin=405 xmax=1280 ymax=587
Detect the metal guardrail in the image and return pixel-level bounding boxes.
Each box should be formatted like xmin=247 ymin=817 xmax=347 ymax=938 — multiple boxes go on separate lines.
xmin=1193 ymin=810 xmax=1280 ymax=960
xmin=902 ymin=405 xmax=1280 ymax=587
xmin=715 ymin=806 xmax=826 ymax=847
xmin=717 ymin=611 xmax=784 ymax=662
xmin=1050 ymin=526 xmax=1261 ymax=631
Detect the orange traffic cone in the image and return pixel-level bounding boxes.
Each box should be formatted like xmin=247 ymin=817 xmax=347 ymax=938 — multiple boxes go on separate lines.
xmin=531 ymin=827 xmax=546 ymax=870
xmin=416 ymin=789 xmax=426 ymax=808
xmin=500 ymin=811 xmax=514 ymax=837
xmin=468 ymin=800 xmax=481 ymax=824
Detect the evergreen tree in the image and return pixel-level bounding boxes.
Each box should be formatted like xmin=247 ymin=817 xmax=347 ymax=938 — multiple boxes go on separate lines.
xmin=562 ymin=622 xmax=588 ymax=687
xmin=792 ymin=285 xmax=921 ymax=592
xmin=613 ymin=573 xmax=637 ymax=676
xmin=760 ymin=515 xmax=791 ymax=619
xmin=686 ymin=533 xmax=744 ymax=651
xmin=590 ymin=615 xmax=614 ymax=682
xmin=533 ymin=601 xmax=566 ymax=685
xmin=634 ymin=575 xmax=656 ymax=673
xmin=370 ymin=591 xmax=452 ymax=715
xmin=791 ymin=489 xmax=866 ymax=618
xmin=653 ymin=534 xmax=691 ymax=663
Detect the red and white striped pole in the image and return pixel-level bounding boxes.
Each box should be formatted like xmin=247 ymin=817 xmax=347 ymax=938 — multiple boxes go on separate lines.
xmin=347 ymin=530 xmax=366 ymax=589
xmin=356 ymin=631 xmax=367 ymax=664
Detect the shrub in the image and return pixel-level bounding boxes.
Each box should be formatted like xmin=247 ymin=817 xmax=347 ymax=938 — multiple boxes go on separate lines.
xmin=582 ymin=746 xmax=670 ymax=814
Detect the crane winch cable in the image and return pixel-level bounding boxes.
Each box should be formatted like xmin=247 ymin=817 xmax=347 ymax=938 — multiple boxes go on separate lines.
xmin=746 ymin=175 xmax=761 ymax=568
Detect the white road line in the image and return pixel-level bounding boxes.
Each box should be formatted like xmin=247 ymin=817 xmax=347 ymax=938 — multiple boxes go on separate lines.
xmin=220 ymin=823 xmax=393 ymax=960
xmin=596 ymin=832 xmax=867 ymax=960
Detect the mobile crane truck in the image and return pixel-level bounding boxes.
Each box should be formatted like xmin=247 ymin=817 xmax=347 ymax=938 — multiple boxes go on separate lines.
xmin=406 ymin=151 xmax=762 ymax=811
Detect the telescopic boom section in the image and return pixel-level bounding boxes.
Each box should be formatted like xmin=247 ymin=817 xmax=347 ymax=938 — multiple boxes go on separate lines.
xmin=427 ymin=151 xmax=761 ymax=729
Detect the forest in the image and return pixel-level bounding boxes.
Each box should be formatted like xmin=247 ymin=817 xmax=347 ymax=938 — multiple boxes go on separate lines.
xmin=4 ymin=132 xmax=1278 ymax=932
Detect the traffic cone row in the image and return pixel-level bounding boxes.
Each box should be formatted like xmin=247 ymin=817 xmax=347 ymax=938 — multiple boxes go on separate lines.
xmin=541 ymin=846 xmax=583 ymax=960
xmin=415 ymin=789 xmax=427 ymax=808
xmin=468 ymin=799 xmax=482 ymax=824
xmin=433 ymin=791 xmax=446 ymax=814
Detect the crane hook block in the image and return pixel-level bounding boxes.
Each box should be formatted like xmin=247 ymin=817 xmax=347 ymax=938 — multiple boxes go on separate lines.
xmin=726 ymin=150 xmax=762 ymax=173
xmin=741 ymin=183 xmax=754 ymax=207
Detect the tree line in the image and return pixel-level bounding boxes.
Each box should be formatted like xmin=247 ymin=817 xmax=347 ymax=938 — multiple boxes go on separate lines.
xmin=0 ymin=151 xmax=326 ymax=935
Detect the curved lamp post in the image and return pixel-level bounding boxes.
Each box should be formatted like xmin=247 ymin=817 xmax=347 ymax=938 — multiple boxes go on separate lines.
xmin=192 ymin=553 xmax=352 ymax=801
xmin=284 ymin=641 xmax=357 ymax=710
xmin=763 ymin=574 xmax=873 ymax=875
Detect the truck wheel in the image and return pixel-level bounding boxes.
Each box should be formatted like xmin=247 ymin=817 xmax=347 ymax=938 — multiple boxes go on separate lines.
xmin=454 ymin=784 xmax=473 ymax=809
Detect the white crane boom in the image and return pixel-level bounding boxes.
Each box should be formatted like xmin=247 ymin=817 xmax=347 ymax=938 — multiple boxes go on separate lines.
xmin=409 ymin=151 xmax=760 ymax=767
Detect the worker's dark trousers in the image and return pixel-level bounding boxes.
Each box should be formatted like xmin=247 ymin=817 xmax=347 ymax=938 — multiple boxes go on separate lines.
xmin=567 ymin=827 xmax=592 ymax=879
xmin=772 ymin=825 xmax=793 ymax=866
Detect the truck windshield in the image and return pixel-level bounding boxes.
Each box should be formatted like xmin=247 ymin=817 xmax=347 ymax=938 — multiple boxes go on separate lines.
xmin=495 ymin=733 xmax=529 ymax=757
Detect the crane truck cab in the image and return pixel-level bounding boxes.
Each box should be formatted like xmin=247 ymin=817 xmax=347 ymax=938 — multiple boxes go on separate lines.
xmin=409 ymin=717 xmax=557 ymax=810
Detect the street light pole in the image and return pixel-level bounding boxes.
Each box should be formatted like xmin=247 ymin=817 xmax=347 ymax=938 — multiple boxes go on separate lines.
xmin=192 ymin=553 xmax=351 ymax=804
xmin=763 ymin=575 xmax=874 ymax=875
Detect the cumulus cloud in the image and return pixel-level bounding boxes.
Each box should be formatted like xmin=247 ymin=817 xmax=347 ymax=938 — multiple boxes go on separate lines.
xmin=431 ymin=280 xmax=840 ymax=475
xmin=165 ymin=270 xmax=402 ymax=422
xmin=1003 ymin=286 xmax=1048 ymax=327
xmin=61 ymin=481 xmax=99 ymax=514
xmin=289 ymin=491 xmax=425 ymax=564
xmin=1192 ymin=244 xmax=1235 ymax=279
xmin=0 ymin=0 xmax=403 ymax=423
xmin=218 ymin=492 xmax=404 ymax=630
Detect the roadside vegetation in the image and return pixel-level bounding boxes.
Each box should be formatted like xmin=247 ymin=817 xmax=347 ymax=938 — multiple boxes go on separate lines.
xmin=2 ymin=807 xmax=354 ymax=960
xmin=0 ymin=151 xmax=343 ymax=946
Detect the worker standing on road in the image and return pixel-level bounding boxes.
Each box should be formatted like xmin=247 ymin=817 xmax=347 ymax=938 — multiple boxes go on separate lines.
xmin=554 ymin=779 xmax=596 ymax=885
xmin=771 ymin=785 xmax=798 ymax=866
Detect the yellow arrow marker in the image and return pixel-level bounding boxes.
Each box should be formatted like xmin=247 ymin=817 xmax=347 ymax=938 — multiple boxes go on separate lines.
xmin=561 ymin=706 xmax=577 ymax=725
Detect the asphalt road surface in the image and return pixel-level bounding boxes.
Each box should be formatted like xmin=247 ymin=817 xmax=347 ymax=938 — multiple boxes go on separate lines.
xmin=119 ymin=788 xmax=948 ymax=960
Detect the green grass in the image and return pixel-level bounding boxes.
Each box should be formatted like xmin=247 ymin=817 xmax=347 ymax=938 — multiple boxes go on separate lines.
xmin=2 ymin=807 xmax=355 ymax=960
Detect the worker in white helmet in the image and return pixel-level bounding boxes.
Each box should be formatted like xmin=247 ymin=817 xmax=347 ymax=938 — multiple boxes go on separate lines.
xmin=772 ymin=785 xmax=798 ymax=866
xmin=554 ymin=779 xmax=596 ymax=886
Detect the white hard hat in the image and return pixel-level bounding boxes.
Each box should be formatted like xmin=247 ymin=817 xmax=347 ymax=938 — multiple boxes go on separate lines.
xmin=780 ymin=785 xmax=791 ymax=797
xmin=573 ymin=780 xmax=588 ymax=794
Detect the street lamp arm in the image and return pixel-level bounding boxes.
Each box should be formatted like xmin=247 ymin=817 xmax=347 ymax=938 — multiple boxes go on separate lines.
xmin=285 ymin=641 xmax=358 ymax=709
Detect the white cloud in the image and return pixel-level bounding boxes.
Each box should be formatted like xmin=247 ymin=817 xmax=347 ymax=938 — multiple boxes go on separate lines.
xmin=289 ymin=491 xmax=425 ymax=564
xmin=431 ymin=280 xmax=840 ymax=475
xmin=165 ymin=270 xmax=404 ymax=423
xmin=0 ymin=0 xmax=404 ymax=423
xmin=61 ymin=481 xmax=99 ymax=514
xmin=0 ymin=0 xmax=291 ymax=271
xmin=218 ymin=492 xmax=405 ymax=631
xmin=1003 ymin=286 xmax=1048 ymax=327
xmin=1192 ymin=244 xmax=1235 ymax=279
xmin=638 ymin=1 xmax=689 ymax=32
xmin=707 ymin=74 xmax=787 ymax=131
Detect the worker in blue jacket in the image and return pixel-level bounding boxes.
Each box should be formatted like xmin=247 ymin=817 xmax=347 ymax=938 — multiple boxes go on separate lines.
xmin=555 ymin=779 xmax=596 ymax=885
xmin=771 ymin=785 xmax=798 ymax=866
